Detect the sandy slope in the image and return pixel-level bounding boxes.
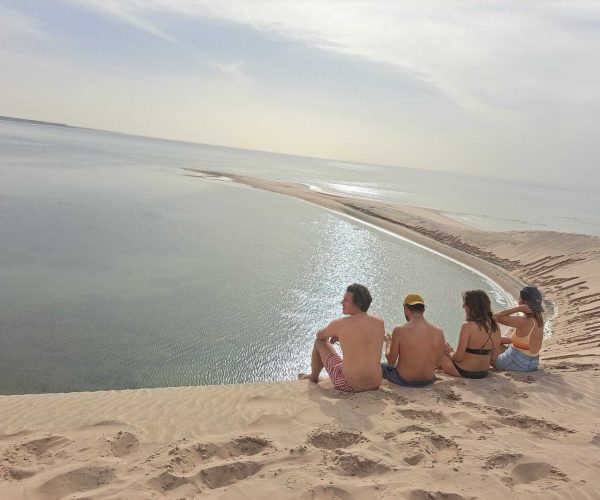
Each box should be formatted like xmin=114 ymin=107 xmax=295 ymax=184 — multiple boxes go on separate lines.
xmin=1 ymin=170 xmax=599 ymax=499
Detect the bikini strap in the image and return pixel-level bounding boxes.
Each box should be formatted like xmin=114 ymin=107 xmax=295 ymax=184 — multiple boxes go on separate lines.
xmin=527 ymin=318 xmax=536 ymax=336
xmin=480 ymin=328 xmax=493 ymax=350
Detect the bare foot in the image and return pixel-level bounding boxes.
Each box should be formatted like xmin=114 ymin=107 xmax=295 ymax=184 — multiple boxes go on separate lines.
xmin=298 ymin=373 xmax=318 ymax=383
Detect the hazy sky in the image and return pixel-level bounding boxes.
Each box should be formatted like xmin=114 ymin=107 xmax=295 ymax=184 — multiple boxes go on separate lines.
xmin=2 ymin=1 xmax=599 ymax=187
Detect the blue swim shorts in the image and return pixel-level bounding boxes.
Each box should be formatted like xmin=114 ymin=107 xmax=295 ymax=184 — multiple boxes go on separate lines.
xmin=495 ymin=345 xmax=539 ymax=372
xmin=381 ymin=363 xmax=436 ymax=388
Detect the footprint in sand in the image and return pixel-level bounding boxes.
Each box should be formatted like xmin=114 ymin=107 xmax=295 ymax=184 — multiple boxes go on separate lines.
xmin=459 ymin=403 xmax=573 ymax=436
xmin=396 ymin=428 xmax=462 ymax=467
xmin=307 ymin=426 xmax=366 ymax=450
xmin=483 ymin=452 xmax=523 ymax=470
xmin=199 ymin=460 xmax=262 ymax=489
xmin=505 ymin=461 xmax=568 ymax=487
xmin=404 ymin=452 xmax=426 ymax=465
xmin=107 ymin=431 xmax=139 ymax=457
xmin=3 ymin=435 xmax=71 ymax=469
xmin=150 ymin=470 xmax=191 ymax=492
xmin=301 ymin=485 xmax=353 ymax=499
xmin=396 ymin=408 xmax=448 ymax=424
xmin=329 ymin=450 xmax=390 ymax=477
xmin=166 ymin=435 xmax=270 ymax=475
xmin=407 ymin=490 xmax=471 ymax=500
xmin=35 ymin=465 xmax=115 ymax=499
xmin=433 ymin=388 xmax=462 ymax=403
xmin=497 ymin=413 xmax=572 ymax=434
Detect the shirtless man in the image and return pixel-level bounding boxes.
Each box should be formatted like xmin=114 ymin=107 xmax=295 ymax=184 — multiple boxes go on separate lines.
xmin=381 ymin=293 xmax=445 ymax=387
xmin=299 ymin=284 xmax=385 ymax=392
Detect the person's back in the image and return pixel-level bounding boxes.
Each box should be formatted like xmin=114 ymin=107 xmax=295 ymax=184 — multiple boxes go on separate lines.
xmin=299 ymin=283 xmax=384 ymax=392
xmin=455 ymin=321 xmax=501 ymax=373
xmin=382 ymin=294 xmax=442 ymax=388
xmin=440 ymin=289 xmax=501 ymax=379
xmin=494 ymin=285 xmax=545 ymax=372
xmin=335 ymin=313 xmax=385 ymax=390
xmin=395 ymin=318 xmax=444 ymax=381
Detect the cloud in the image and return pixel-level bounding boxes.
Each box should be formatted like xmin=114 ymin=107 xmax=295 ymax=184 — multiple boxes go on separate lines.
xmin=0 ymin=5 xmax=45 ymax=41
xmin=66 ymin=0 xmax=180 ymax=43
xmin=4 ymin=1 xmax=600 ymax=186
xmin=63 ymin=1 xmax=600 ymax=114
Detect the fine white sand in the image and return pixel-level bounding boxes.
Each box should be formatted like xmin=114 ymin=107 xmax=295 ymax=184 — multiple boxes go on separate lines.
xmin=1 ymin=171 xmax=598 ymax=499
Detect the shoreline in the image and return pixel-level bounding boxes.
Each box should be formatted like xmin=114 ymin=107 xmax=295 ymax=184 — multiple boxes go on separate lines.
xmin=186 ymin=169 xmax=599 ymax=360
xmin=1 ymin=169 xmax=599 ymax=498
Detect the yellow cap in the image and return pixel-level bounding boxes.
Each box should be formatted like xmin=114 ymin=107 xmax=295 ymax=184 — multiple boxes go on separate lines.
xmin=403 ymin=293 xmax=425 ymax=306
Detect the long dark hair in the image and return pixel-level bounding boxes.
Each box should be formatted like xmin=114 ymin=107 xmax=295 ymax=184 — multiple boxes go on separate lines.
xmin=463 ymin=290 xmax=498 ymax=334
xmin=526 ymin=312 xmax=544 ymax=328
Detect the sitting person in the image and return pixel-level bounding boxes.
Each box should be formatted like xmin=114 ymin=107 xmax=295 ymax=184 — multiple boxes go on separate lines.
xmin=493 ymin=285 xmax=544 ymax=372
xmin=298 ymin=283 xmax=385 ymax=392
xmin=382 ymin=293 xmax=445 ymax=387
xmin=440 ymin=289 xmax=501 ymax=379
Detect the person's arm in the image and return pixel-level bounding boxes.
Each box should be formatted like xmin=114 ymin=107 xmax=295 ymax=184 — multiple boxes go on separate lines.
xmin=386 ymin=327 xmax=402 ymax=365
xmin=495 ymin=305 xmax=533 ymax=328
xmin=490 ymin=330 xmax=503 ymax=364
xmin=450 ymin=323 xmax=470 ymax=362
xmin=316 ymin=320 xmax=337 ymax=341
xmin=436 ymin=329 xmax=447 ymax=368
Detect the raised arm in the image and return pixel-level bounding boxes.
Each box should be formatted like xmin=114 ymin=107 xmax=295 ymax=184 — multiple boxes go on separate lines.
xmin=316 ymin=319 xmax=340 ymax=341
xmin=495 ymin=305 xmax=533 ymax=328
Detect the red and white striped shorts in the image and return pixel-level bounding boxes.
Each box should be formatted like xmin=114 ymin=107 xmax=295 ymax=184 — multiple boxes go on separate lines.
xmin=324 ymin=353 xmax=355 ymax=392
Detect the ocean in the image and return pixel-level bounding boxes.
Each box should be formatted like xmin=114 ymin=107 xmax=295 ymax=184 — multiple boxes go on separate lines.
xmin=1 ymin=121 xmax=592 ymax=394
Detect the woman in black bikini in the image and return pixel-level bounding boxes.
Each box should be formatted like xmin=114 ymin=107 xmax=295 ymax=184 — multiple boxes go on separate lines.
xmin=440 ymin=290 xmax=502 ymax=379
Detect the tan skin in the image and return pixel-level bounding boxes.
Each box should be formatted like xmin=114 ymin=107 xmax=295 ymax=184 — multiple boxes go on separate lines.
xmin=440 ymin=302 xmax=502 ymax=376
xmin=299 ymin=292 xmax=385 ymax=391
xmin=494 ymin=299 xmax=543 ymax=357
xmin=385 ymin=306 xmax=445 ymax=382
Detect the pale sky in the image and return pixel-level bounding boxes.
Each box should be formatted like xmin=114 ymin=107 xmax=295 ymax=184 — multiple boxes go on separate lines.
xmin=1 ymin=1 xmax=599 ymax=187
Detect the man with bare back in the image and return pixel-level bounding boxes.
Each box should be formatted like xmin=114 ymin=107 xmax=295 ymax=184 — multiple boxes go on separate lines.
xmin=299 ymin=284 xmax=385 ymax=392
xmin=382 ymin=293 xmax=444 ymax=387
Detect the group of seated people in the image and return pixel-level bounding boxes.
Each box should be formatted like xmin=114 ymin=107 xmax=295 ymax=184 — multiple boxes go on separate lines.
xmin=299 ymin=283 xmax=544 ymax=393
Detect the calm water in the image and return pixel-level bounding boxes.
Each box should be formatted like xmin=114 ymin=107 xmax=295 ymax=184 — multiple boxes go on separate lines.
xmin=2 ymin=121 xmax=589 ymax=394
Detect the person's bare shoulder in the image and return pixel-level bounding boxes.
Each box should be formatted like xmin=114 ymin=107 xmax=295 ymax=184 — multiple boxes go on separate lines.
xmin=335 ymin=316 xmax=351 ymax=325
xmin=372 ymin=315 xmax=385 ymax=326
xmin=327 ymin=317 xmax=346 ymax=331
xmin=392 ymin=323 xmax=409 ymax=337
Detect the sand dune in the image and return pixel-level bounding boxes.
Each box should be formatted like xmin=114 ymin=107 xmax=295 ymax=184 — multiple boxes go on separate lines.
xmin=1 ymin=171 xmax=599 ymax=499
xmin=1 ymin=370 xmax=599 ymax=498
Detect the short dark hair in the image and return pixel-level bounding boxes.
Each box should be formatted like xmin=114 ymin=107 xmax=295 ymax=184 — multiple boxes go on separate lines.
xmin=346 ymin=283 xmax=372 ymax=312
xmin=405 ymin=303 xmax=425 ymax=313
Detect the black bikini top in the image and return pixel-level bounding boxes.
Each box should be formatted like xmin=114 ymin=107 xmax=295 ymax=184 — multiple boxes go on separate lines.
xmin=465 ymin=329 xmax=493 ymax=355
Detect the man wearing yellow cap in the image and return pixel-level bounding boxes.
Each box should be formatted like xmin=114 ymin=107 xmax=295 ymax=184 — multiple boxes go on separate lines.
xmin=382 ymin=293 xmax=445 ymax=387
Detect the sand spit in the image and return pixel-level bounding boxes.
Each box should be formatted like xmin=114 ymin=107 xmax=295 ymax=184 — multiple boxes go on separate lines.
xmin=1 ymin=170 xmax=598 ymax=499
xmin=187 ymin=169 xmax=600 ymax=361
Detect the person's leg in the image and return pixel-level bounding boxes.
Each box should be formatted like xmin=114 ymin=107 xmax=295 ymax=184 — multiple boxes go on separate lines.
xmin=439 ymin=352 xmax=461 ymax=377
xmin=495 ymin=346 xmax=539 ymax=372
xmin=299 ymin=339 xmax=337 ymax=383
xmin=494 ymin=346 xmax=517 ymax=371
